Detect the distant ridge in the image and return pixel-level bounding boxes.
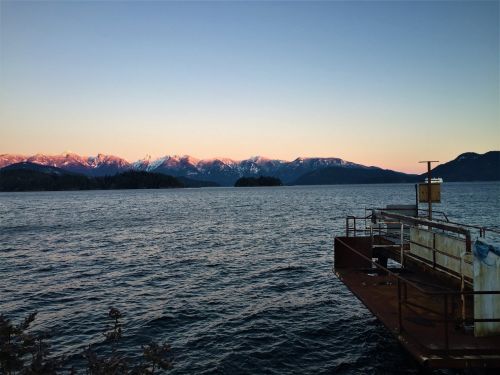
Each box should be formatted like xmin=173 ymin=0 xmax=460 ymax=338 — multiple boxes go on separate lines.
xmin=293 ymin=166 xmax=419 ymax=185
xmin=1 ymin=151 xmax=498 ymax=186
xmin=0 ymin=163 xmax=218 ymax=191
xmin=0 ymin=153 xmax=368 ymax=186
xmin=293 ymin=151 xmax=500 ymax=185
xmin=0 ymin=162 xmax=94 ymax=191
xmin=1 ymin=161 xmax=74 ymax=175
xmin=425 ymin=151 xmax=500 ymax=182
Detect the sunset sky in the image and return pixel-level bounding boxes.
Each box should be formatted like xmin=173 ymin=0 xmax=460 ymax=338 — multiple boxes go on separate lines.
xmin=1 ymin=1 xmax=498 ymax=173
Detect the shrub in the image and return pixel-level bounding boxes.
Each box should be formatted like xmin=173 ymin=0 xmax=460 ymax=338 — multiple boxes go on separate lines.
xmin=0 ymin=308 xmax=173 ymax=374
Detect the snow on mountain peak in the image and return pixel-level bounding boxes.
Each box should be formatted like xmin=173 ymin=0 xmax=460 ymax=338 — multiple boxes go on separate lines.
xmin=87 ymin=154 xmax=129 ymax=168
xmin=247 ymin=156 xmax=278 ymax=164
xmin=0 ymin=154 xmax=26 ymax=168
xmin=181 ymin=155 xmax=200 ymax=165
xmin=0 ymin=152 xmax=366 ymax=183
xmin=457 ymin=152 xmax=479 ymax=161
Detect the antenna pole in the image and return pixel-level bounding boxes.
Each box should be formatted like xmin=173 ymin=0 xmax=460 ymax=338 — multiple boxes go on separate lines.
xmin=419 ymin=160 xmax=439 ymax=220
xmin=426 ymin=161 xmax=432 ymax=220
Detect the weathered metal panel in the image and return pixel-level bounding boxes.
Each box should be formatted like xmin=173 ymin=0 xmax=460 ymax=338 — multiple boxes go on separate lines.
xmin=462 ymin=252 xmax=473 ymax=280
xmin=409 ymin=227 xmax=472 ymax=278
xmin=434 ymin=233 xmax=470 ymax=277
xmin=410 ymin=227 xmax=434 ymax=262
xmin=474 ymin=252 xmax=500 ymax=337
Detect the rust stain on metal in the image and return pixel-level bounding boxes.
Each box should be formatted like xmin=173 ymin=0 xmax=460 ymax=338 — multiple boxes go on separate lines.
xmin=334 ymin=233 xmax=500 ymax=369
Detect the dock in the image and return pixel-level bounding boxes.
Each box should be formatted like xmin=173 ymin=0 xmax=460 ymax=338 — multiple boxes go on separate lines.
xmin=334 ymin=207 xmax=500 ymax=369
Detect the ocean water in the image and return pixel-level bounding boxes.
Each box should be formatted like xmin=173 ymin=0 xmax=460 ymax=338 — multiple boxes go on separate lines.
xmin=1 ymin=182 xmax=499 ymax=374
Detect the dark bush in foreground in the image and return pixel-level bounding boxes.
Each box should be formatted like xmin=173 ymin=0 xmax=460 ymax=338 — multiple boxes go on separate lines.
xmin=0 ymin=308 xmax=173 ymax=374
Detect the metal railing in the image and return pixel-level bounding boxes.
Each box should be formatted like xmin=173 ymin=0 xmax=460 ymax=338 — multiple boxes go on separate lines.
xmin=346 ymin=207 xmax=500 ymax=240
xmin=335 ymin=237 xmax=500 ymax=355
xmin=368 ymin=220 xmax=407 ymax=267
xmin=417 ymin=209 xmax=500 ymax=238
xmin=418 ymin=208 xmax=450 ymax=222
xmin=345 ymin=215 xmax=371 ymax=237
xmin=344 ymin=210 xmax=500 ymax=333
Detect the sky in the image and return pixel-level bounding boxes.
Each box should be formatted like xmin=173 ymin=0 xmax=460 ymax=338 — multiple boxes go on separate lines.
xmin=0 ymin=1 xmax=498 ymax=173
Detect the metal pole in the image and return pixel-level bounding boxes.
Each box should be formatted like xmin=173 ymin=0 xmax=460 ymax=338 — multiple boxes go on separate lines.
xmin=398 ymin=279 xmax=403 ymax=333
xmin=400 ymin=223 xmax=404 ymax=268
xmin=427 ymin=161 xmax=432 ymax=221
xmin=419 ymin=160 xmax=439 ymax=221
xmin=444 ymin=294 xmax=449 ymax=352
xmin=461 ymin=269 xmax=466 ymax=326
xmin=415 ymin=184 xmax=418 ymax=216
xmin=370 ymin=223 xmax=373 ymax=251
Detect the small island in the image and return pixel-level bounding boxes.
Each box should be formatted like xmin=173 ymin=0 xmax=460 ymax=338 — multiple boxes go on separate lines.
xmin=234 ymin=176 xmax=283 ymax=187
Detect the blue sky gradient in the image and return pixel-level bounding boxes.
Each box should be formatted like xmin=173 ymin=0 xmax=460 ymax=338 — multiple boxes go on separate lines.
xmin=1 ymin=0 xmax=498 ymax=172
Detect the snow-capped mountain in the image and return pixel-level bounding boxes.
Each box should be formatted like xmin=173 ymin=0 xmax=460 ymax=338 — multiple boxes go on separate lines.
xmin=130 ymin=154 xmax=369 ymax=185
xmin=2 ymin=151 xmax=498 ymax=185
xmin=0 ymin=153 xmax=131 ymax=177
xmin=0 ymin=152 xmax=371 ymax=185
xmin=87 ymin=154 xmax=131 ymax=176
xmin=0 ymin=154 xmax=25 ymax=168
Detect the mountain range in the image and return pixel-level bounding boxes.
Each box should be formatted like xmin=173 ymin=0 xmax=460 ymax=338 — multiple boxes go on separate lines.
xmin=0 ymin=151 xmax=498 ymax=186
xmin=0 ymin=153 xmax=371 ymax=186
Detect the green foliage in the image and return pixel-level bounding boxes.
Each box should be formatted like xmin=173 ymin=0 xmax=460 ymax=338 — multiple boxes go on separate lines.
xmin=0 ymin=312 xmax=62 ymax=374
xmin=0 ymin=169 xmax=94 ymax=192
xmin=0 ymin=170 xmax=184 ymax=192
xmin=234 ymin=176 xmax=283 ymax=187
xmin=0 ymin=308 xmax=173 ymax=374
xmin=94 ymin=171 xmax=184 ymax=190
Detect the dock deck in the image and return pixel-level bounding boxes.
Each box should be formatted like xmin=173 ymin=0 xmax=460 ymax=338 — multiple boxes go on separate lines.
xmin=334 ymin=211 xmax=500 ymax=369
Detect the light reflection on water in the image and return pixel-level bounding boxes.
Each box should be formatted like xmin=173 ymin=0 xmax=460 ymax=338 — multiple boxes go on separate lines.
xmin=0 ymin=182 xmax=499 ymax=373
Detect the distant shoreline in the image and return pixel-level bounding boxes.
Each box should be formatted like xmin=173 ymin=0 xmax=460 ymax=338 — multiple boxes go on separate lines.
xmin=1 ymin=151 xmax=499 ymax=188
xmin=0 ymin=167 xmax=217 ymax=192
xmin=2 ymin=180 xmax=499 ymax=194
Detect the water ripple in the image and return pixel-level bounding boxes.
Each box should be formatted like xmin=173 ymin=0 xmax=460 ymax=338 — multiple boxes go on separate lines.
xmin=1 ymin=183 xmax=499 ymax=373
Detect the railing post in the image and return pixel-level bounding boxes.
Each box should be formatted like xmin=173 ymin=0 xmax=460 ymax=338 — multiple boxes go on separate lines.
xmin=465 ymin=232 xmax=472 ymax=253
xmin=432 ymin=232 xmax=436 ymax=269
xmin=461 ymin=258 xmax=466 ymax=326
xmin=370 ymin=223 xmax=374 ymax=252
xmin=364 ymin=209 xmax=368 ymax=235
xmin=398 ymin=279 xmax=403 ymax=333
xmin=346 ymin=217 xmax=349 ymax=237
xmin=444 ymin=294 xmax=449 ymax=352
xmin=353 ymin=217 xmax=357 ymax=237
xmin=400 ymin=223 xmax=404 ymax=268
xmin=480 ymin=228 xmax=486 ymax=238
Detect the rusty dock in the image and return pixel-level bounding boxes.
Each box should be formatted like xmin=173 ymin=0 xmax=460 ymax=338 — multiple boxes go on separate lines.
xmin=334 ymin=206 xmax=500 ymax=369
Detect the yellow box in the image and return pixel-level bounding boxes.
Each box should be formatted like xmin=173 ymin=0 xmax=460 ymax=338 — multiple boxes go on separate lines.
xmin=419 ymin=183 xmax=441 ymax=203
